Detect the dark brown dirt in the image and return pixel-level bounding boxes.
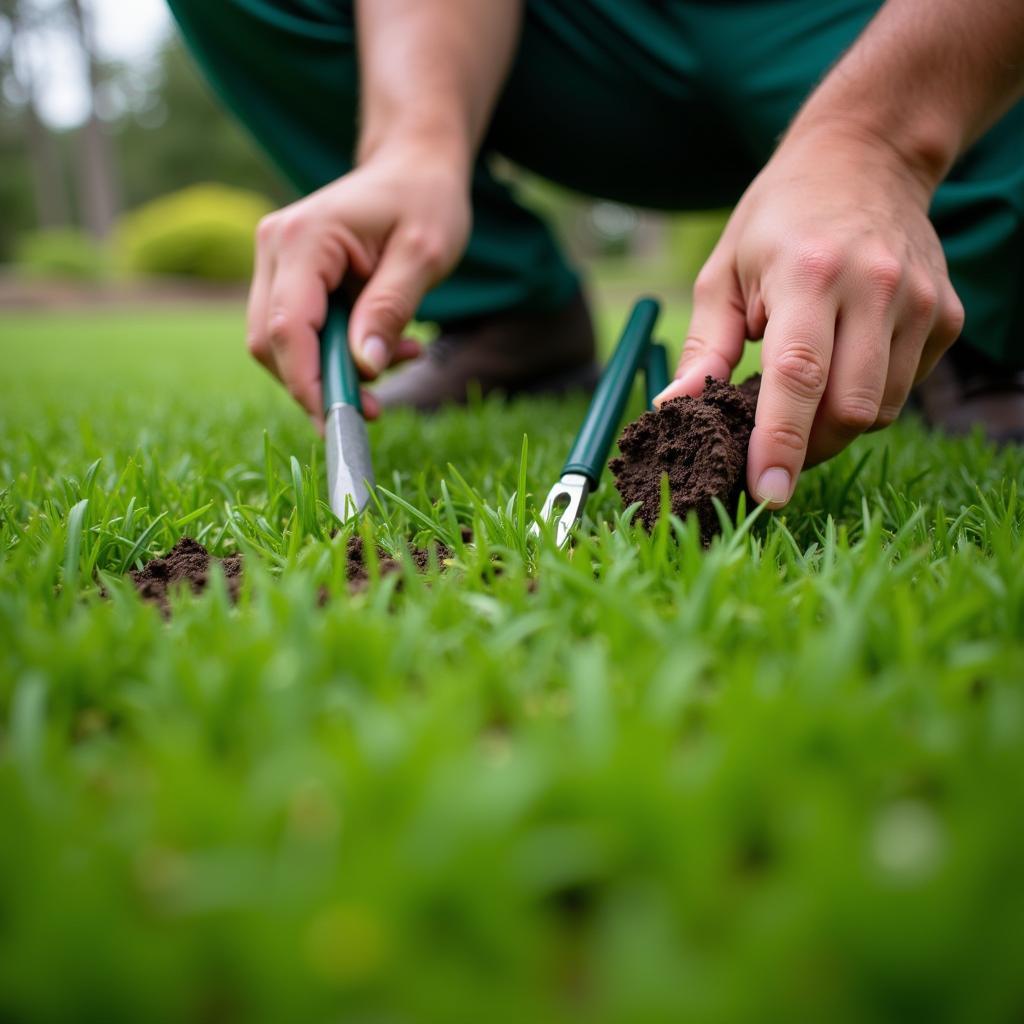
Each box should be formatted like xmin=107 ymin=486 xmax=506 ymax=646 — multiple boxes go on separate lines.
xmin=129 ymin=537 xmax=243 ymax=617
xmin=343 ymin=536 xmax=446 ymax=593
xmin=609 ymin=374 xmax=761 ymax=543
xmin=130 ymin=535 xmax=451 ymax=612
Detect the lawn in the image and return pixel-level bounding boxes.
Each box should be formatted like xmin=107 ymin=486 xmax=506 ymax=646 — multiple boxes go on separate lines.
xmin=1 ymin=303 xmax=1023 ymax=1024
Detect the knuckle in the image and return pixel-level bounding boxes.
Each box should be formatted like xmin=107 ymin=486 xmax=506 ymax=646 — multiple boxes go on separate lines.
xmin=907 ymin=277 xmax=938 ymax=321
xmin=791 ymin=243 xmax=844 ymax=292
xmin=942 ymin=295 xmax=966 ymax=339
xmin=692 ymin=267 xmax=721 ymax=304
xmin=773 ymin=343 xmax=828 ymax=397
xmin=268 ymin=310 xmax=297 ymax=345
xmin=401 ymin=227 xmax=449 ymax=276
xmin=873 ymin=403 xmax=903 ymax=429
xmin=276 ymin=211 xmax=307 ymax=245
xmin=831 ymin=392 xmax=880 ymax=433
xmin=256 ymin=214 xmax=279 ymax=246
xmin=363 ymin=287 xmax=413 ymax=332
xmin=761 ymin=424 xmax=807 ymax=456
xmin=864 ymin=255 xmax=903 ymax=301
xmin=681 ymin=334 xmax=712 ymax=360
xmin=246 ymin=331 xmax=268 ymax=360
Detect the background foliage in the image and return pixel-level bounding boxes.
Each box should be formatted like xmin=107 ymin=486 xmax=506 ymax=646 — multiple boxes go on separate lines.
xmin=116 ymin=183 xmax=271 ymax=282
xmin=14 ymin=226 xmax=109 ymax=279
xmin=0 ymin=15 xmax=717 ymax=281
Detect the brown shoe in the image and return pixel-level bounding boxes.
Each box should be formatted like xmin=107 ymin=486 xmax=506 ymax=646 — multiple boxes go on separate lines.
xmin=372 ymin=289 xmax=600 ymax=411
xmin=914 ymin=346 xmax=1024 ymax=446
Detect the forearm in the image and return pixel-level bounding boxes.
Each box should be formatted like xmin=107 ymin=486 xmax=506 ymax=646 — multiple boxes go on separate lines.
xmin=789 ymin=0 xmax=1024 ymax=191
xmin=355 ymin=0 xmax=522 ymax=176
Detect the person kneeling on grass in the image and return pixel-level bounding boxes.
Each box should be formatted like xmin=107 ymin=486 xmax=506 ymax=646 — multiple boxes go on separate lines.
xmin=169 ymin=0 xmax=1024 ymax=507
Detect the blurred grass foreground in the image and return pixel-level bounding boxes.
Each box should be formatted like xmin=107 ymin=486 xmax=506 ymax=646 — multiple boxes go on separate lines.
xmin=2 ymin=301 xmax=1024 ymax=1022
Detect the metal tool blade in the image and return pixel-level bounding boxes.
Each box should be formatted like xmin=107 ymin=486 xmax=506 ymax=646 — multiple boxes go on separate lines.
xmin=325 ymin=401 xmax=375 ymax=520
xmin=529 ymin=472 xmax=591 ymax=549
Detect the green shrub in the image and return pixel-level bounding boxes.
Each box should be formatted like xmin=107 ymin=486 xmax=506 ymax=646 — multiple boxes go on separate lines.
xmin=14 ymin=229 xmax=110 ymax=281
xmin=117 ymin=183 xmax=272 ymax=282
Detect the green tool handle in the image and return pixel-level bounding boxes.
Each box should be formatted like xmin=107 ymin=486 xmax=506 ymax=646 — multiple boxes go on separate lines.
xmin=320 ymin=292 xmax=363 ymax=414
xmin=562 ymin=296 xmax=660 ymax=481
xmin=645 ymin=342 xmax=670 ymax=410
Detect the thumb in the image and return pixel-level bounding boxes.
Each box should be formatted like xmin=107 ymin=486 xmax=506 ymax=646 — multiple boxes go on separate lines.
xmin=654 ymin=257 xmax=748 ymax=406
xmin=349 ymin=231 xmax=441 ymax=379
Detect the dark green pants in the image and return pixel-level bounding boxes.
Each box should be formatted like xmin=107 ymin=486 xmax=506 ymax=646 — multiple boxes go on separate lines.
xmin=169 ymin=0 xmax=1024 ymax=366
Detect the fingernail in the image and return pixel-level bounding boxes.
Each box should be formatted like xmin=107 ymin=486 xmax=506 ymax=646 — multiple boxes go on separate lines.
xmin=654 ymin=372 xmax=694 ymax=407
xmin=361 ymin=335 xmax=388 ymax=376
xmin=755 ymin=468 xmax=792 ymax=505
xmin=652 ymin=385 xmax=675 ymax=408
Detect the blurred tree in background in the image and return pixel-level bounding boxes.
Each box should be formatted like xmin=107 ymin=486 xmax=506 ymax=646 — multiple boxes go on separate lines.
xmin=1 ymin=0 xmax=119 ymax=241
xmin=67 ymin=0 xmax=119 ymax=237
xmin=0 ymin=0 xmax=67 ymax=255
xmin=0 ymin=106 xmax=37 ymax=260
xmin=113 ymin=38 xmax=293 ymax=212
xmin=0 ymin=0 xmax=290 ymax=261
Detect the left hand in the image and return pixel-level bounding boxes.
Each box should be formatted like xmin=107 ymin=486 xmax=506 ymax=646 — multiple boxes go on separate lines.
xmin=656 ymin=124 xmax=965 ymax=507
xmin=245 ymin=141 xmax=472 ymax=427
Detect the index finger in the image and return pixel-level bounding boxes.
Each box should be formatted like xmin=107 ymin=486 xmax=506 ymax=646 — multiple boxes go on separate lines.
xmin=747 ymin=292 xmax=837 ymax=506
xmin=267 ymin=258 xmax=335 ymax=421
xmin=246 ymin=226 xmax=276 ymax=374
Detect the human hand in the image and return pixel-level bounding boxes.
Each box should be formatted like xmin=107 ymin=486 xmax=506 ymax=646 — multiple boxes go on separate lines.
xmin=656 ymin=125 xmax=964 ymax=506
xmin=245 ymin=144 xmax=471 ymax=425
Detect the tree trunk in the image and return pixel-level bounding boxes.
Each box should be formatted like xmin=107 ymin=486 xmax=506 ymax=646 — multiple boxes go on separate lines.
xmin=67 ymin=0 xmax=119 ymax=238
xmin=5 ymin=0 xmax=72 ymax=228
xmin=23 ymin=101 xmax=71 ymax=229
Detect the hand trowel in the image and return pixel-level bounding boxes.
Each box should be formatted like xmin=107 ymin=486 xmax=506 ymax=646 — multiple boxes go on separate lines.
xmin=320 ymin=292 xmax=375 ymax=519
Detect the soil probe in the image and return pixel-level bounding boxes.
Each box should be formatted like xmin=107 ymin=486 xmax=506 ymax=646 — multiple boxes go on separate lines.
xmin=532 ymin=297 xmax=668 ymax=548
xmin=320 ymin=293 xmax=375 ymax=519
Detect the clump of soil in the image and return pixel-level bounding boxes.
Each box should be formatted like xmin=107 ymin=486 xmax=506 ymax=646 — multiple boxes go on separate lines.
xmin=129 ymin=536 xmax=243 ymax=616
xmin=609 ymin=375 xmax=761 ymax=543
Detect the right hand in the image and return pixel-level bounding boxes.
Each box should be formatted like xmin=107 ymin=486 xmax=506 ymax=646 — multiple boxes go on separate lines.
xmin=246 ymin=144 xmax=471 ymax=425
xmin=655 ymin=124 xmax=963 ymax=506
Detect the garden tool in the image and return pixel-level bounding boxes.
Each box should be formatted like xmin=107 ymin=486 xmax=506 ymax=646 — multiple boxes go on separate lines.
xmin=320 ymin=293 xmax=375 ymax=519
xmin=532 ymin=297 xmax=668 ymax=548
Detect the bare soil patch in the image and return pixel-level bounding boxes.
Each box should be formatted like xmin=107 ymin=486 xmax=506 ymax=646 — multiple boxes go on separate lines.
xmin=129 ymin=537 xmax=243 ymax=617
xmin=129 ymin=535 xmax=448 ymax=613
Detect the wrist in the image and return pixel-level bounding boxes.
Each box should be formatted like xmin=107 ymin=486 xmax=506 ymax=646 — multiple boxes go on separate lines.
xmin=782 ymin=111 xmax=954 ymax=202
xmin=357 ymin=116 xmax=474 ymax=181
xmin=786 ymin=70 xmax=963 ymax=198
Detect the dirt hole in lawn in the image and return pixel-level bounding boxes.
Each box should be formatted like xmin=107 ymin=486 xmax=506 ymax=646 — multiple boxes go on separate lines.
xmin=129 ymin=537 xmax=243 ymax=617
xmin=128 ymin=535 xmax=450 ymax=614
xmin=341 ymin=536 xmax=450 ymax=595
xmin=610 ymin=374 xmax=761 ymax=544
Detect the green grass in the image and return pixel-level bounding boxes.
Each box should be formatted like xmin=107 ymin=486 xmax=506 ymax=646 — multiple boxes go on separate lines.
xmin=1 ymin=303 xmax=1023 ymax=1024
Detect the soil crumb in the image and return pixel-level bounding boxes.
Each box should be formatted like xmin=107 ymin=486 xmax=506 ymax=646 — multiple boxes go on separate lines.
xmin=129 ymin=537 xmax=243 ymax=616
xmin=609 ymin=374 xmax=761 ymax=543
